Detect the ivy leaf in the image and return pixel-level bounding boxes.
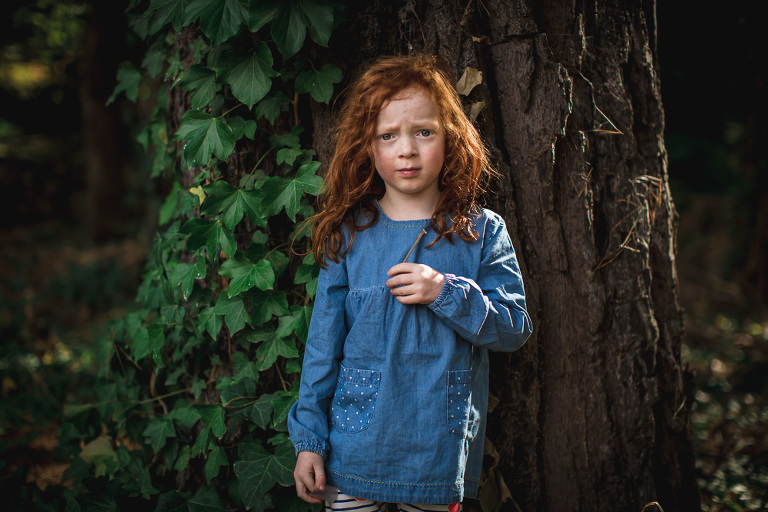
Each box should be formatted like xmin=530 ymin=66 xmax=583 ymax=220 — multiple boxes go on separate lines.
xmin=249 ymin=393 xmax=275 ymax=429
xmin=234 ymin=442 xmax=296 ymax=509
xmin=193 ymin=0 xmax=249 ymax=45
xmin=213 ymin=294 xmax=250 ymax=334
xmin=179 ymin=65 xmax=220 ymax=109
xmin=255 ymin=335 xmax=298 ymax=371
xmin=181 ymin=217 xmax=237 ymax=258
xmin=219 ymin=255 xmax=275 ymax=297
xmin=148 ymin=323 xmax=166 ymax=369
xmin=276 ymin=305 xmax=312 ymax=343
xmin=141 ymin=50 xmax=165 ymax=79
xmin=143 ymin=418 xmax=177 ymax=453
xmin=271 ymin=389 xmax=299 ymax=428
xmin=187 ymin=486 xmax=227 ymax=512
xmin=271 ymin=2 xmax=306 ymax=59
xmin=205 ymin=444 xmax=229 ymax=483
xmin=250 ymin=290 xmax=290 ymax=324
xmin=107 ymin=62 xmax=141 ymax=104
xmin=125 ymin=467 xmax=160 ymax=499
xmin=169 ymin=256 xmax=206 ymax=300
xmin=254 ymin=91 xmax=289 ymax=124
xmin=247 ymin=0 xmax=282 ymax=32
xmin=298 ymin=0 xmax=336 ymax=46
xmin=199 ymin=306 xmax=222 ymax=340
xmin=260 ymin=165 xmax=322 ymax=221
xmin=202 ymin=181 xmax=264 ymax=230
xmin=294 ymin=161 xmax=324 ymax=195
xmin=196 ymin=405 xmax=226 ymax=438
xmin=228 ymin=115 xmax=257 ymax=140
xmin=173 ymin=110 xmax=235 ymax=167
xmin=294 ymin=253 xmax=319 ymax=297
xmin=232 ymin=351 xmax=260 ymax=382
xmin=295 ymin=63 xmax=342 ymax=103
xmin=276 ymin=147 xmax=303 ymax=167
xmin=155 ymin=491 xmax=191 ymax=512
xmin=79 ymin=437 xmax=118 ymax=478
xmin=146 ymin=0 xmax=195 ymax=34
xmin=220 ymin=44 xmax=278 ymax=109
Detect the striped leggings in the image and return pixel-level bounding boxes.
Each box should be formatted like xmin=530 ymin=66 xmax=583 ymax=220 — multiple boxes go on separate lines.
xmin=326 ymin=493 xmax=460 ymax=512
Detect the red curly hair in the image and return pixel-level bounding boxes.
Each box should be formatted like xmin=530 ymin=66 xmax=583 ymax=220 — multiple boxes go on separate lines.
xmin=311 ymin=53 xmax=493 ymax=267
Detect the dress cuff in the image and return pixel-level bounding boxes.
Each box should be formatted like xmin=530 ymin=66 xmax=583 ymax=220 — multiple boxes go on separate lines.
xmin=294 ymin=440 xmax=328 ymax=459
xmin=429 ymin=273 xmax=457 ymax=309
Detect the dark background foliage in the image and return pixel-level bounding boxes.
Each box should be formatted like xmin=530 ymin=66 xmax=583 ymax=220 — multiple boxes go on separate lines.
xmin=0 ymin=1 xmax=765 ymax=511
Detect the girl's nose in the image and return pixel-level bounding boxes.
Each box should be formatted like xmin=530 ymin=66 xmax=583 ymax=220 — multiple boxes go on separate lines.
xmin=398 ymin=136 xmax=418 ymax=157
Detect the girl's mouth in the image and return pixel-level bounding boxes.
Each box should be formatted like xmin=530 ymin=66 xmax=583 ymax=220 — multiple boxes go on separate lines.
xmin=396 ymin=167 xmax=420 ymax=177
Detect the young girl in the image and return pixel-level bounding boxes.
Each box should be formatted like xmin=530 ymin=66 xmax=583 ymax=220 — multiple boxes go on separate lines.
xmin=287 ymin=54 xmax=532 ymax=510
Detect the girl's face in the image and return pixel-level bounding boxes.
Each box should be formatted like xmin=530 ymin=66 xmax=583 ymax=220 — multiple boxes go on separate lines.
xmin=371 ymin=86 xmax=445 ymax=215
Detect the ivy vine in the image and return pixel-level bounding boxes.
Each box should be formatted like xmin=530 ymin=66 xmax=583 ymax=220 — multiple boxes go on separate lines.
xmin=60 ymin=1 xmax=344 ymax=510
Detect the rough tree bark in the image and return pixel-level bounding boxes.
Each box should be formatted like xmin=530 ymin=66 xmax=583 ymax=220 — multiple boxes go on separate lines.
xmin=308 ymin=1 xmax=700 ymax=511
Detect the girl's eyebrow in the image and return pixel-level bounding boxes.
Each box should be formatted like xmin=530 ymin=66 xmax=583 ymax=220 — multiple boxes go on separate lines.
xmin=376 ymin=118 xmax=440 ymax=131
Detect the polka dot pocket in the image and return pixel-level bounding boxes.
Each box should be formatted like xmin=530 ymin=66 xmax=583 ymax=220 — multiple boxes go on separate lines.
xmin=330 ymin=364 xmax=381 ymax=433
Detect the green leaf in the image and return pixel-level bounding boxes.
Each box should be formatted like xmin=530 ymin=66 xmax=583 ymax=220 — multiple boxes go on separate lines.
xmin=156 ymin=491 xmax=191 ymax=512
xmin=187 ymin=486 xmax=227 ymax=512
xmin=214 ymin=294 xmax=250 ymax=334
xmin=221 ymin=44 xmax=278 ymax=108
xmin=298 ymin=0 xmax=336 ymax=46
xmin=276 ymin=147 xmax=303 ymax=167
xmin=205 ymin=444 xmax=229 ymax=483
xmin=79 ymin=437 xmax=118 ymax=478
xmin=107 ymin=62 xmax=141 ymax=104
xmin=232 ymin=351 xmax=260 ymax=382
xmin=220 ymin=255 xmax=275 ymax=297
xmin=271 ymin=390 xmax=299 ymax=428
xmin=254 ymin=91 xmax=289 ymax=124
xmin=148 ymin=322 xmax=166 ymax=369
xmin=196 ymin=405 xmax=226 ymax=438
xmin=294 ymin=253 xmax=319 ymax=297
xmin=271 ymin=2 xmax=306 ymax=59
xmin=179 ymin=65 xmax=220 ymax=109
xmin=173 ymin=110 xmax=235 ymax=167
xmin=142 ymin=418 xmax=177 ymax=453
xmin=168 ymin=406 xmax=202 ymax=431
xmin=234 ymin=442 xmax=296 ymax=509
xmin=141 ymin=50 xmax=165 ymax=78
xmin=249 ymin=393 xmax=275 ymax=429
xmin=247 ymin=0 xmax=282 ymax=32
xmin=126 ymin=467 xmax=160 ymax=499
xmin=199 ymin=306 xmax=222 ymax=340
xmin=276 ymin=305 xmax=312 ymax=343
xmin=191 ymin=0 xmax=248 ymax=44
xmin=250 ymin=290 xmax=290 ymax=324
xmin=228 ymin=115 xmax=257 ymax=140
xmin=202 ymin=181 xmax=264 ymax=230
xmin=169 ymin=256 xmax=206 ymax=300
xmin=294 ymin=63 xmax=342 ymax=103
xmin=181 ymin=217 xmax=237 ymax=257
xmin=294 ymin=161 xmax=324 ymax=195
xmin=255 ymin=335 xmax=298 ymax=371
xmin=146 ymin=0 xmax=194 ymax=34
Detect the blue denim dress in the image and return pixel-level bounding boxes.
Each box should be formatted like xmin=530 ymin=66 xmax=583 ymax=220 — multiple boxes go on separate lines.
xmin=287 ymin=206 xmax=532 ymax=504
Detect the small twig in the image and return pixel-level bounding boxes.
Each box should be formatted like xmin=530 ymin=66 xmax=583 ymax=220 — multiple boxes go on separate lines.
xmin=641 ymin=502 xmax=664 ymax=512
xmin=402 ymin=229 xmax=427 ymax=263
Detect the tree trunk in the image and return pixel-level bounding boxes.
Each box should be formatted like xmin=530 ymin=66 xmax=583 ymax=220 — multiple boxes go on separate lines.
xmin=312 ymin=1 xmax=699 ymax=511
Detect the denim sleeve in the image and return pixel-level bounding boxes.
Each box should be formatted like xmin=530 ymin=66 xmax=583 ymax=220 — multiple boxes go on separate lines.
xmin=287 ymin=255 xmax=348 ymax=458
xmin=428 ymin=214 xmax=532 ymax=352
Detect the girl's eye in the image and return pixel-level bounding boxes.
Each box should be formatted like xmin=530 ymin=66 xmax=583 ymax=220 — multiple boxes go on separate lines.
xmin=380 ymin=134 xmax=392 ymax=141
xmin=418 ymin=129 xmax=432 ymax=137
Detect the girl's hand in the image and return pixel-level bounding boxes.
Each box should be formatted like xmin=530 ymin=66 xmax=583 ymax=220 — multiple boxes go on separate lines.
xmin=386 ymin=263 xmax=445 ymax=304
xmin=294 ymin=451 xmax=326 ymax=504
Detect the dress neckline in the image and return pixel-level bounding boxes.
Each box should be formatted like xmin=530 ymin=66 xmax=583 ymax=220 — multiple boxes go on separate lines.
xmin=374 ymin=200 xmax=431 ymax=227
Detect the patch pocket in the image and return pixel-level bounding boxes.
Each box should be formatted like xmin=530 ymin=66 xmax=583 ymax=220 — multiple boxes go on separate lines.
xmin=330 ymin=365 xmax=381 ymax=433
xmin=447 ymin=369 xmax=472 ymax=437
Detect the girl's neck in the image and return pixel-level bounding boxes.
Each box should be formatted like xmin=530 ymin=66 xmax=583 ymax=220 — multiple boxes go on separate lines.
xmin=378 ymin=194 xmax=437 ymax=221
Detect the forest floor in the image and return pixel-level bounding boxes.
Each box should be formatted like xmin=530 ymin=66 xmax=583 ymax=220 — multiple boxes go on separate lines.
xmin=0 ymin=221 xmax=766 ymax=511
